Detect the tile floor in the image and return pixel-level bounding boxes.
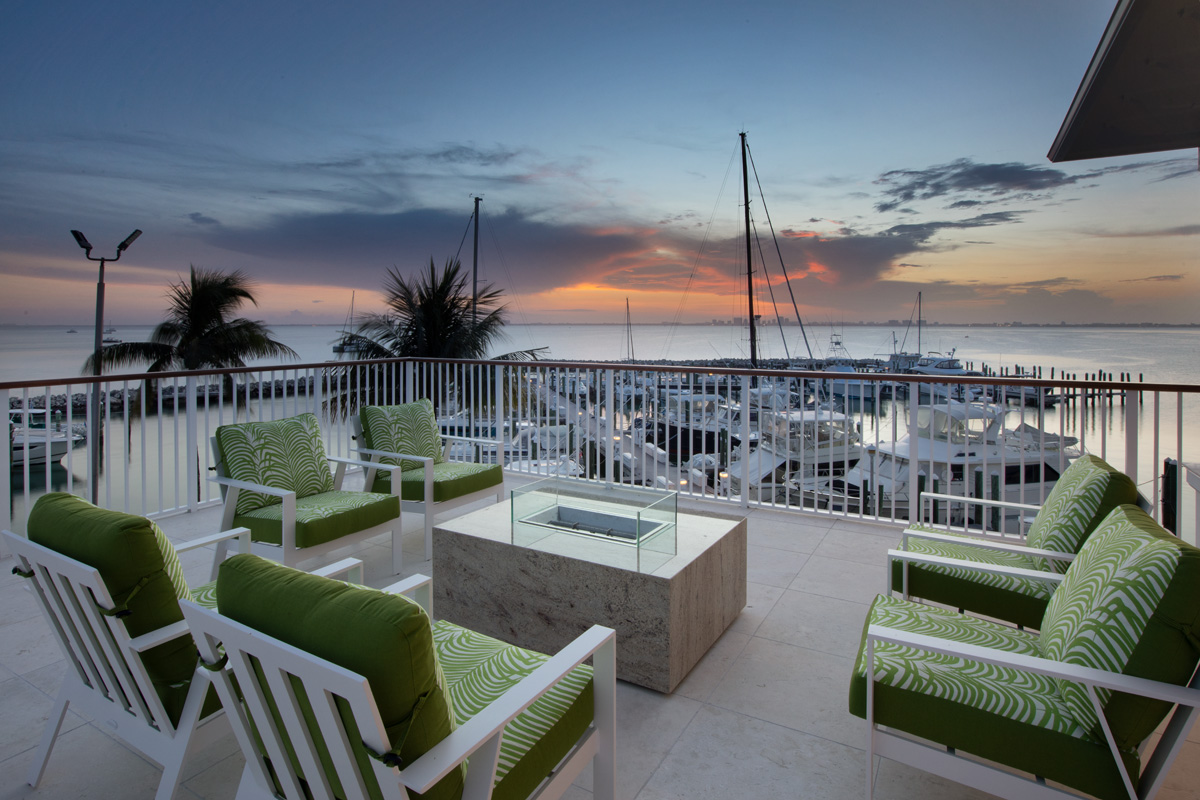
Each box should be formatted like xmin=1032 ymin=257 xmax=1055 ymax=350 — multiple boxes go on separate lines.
xmin=1 ymin=482 xmax=1197 ymax=800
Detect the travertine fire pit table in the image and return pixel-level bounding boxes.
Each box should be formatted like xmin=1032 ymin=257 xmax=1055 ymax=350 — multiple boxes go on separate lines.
xmin=432 ymin=483 xmax=747 ymax=693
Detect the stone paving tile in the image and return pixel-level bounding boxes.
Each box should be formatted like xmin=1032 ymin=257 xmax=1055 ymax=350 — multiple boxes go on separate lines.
xmin=791 ymin=553 xmax=889 ymax=605
xmin=747 ymin=543 xmax=811 ymax=588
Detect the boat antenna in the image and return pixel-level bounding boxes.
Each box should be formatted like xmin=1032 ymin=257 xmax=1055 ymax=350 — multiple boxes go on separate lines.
xmin=741 ymin=132 xmax=757 ymax=369
xmin=472 ymin=195 xmax=482 ymax=322
xmin=625 ymin=298 xmax=635 ymax=362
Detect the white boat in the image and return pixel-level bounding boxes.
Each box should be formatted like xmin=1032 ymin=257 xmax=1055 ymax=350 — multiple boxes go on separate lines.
xmin=720 ymin=407 xmax=863 ymax=500
xmin=908 ymin=349 xmax=983 ymax=402
xmin=9 ymin=410 xmax=84 ymax=467
xmin=810 ymin=401 xmax=1077 ymax=527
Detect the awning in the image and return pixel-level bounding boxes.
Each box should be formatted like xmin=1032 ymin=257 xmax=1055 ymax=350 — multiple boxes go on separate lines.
xmin=1048 ymin=0 xmax=1200 ymax=163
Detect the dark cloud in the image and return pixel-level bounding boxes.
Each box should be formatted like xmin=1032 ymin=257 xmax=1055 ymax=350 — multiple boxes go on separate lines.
xmin=188 ymin=212 xmax=219 ymax=226
xmin=871 ymin=157 xmax=1186 ymax=213
xmin=1008 ymin=277 xmax=1084 ymax=290
xmin=1097 ymin=224 xmax=1200 ymax=238
xmin=1119 ymin=274 xmax=1185 ymax=283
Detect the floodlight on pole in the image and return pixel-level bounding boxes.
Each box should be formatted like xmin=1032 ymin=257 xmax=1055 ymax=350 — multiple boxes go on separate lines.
xmin=70 ymin=228 xmax=142 ymax=504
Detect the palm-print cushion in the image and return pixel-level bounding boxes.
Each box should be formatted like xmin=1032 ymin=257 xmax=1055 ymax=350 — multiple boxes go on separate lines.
xmin=152 ymin=522 xmax=193 ymax=602
xmin=1024 ymin=454 xmax=1137 ymax=571
xmin=214 ymin=413 xmax=335 ymax=515
xmin=232 ymin=490 xmax=399 ymax=548
xmin=369 ymin=460 xmax=503 ymax=501
xmin=891 ymin=527 xmax=1056 ymax=629
xmin=361 ymin=401 xmax=444 ymax=472
xmin=1039 ymin=504 xmax=1200 ymax=749
xmin=849 ymin=594 xmax=1138 ymax=800
xmin=433 ymin=619 xmax=594 ymax=800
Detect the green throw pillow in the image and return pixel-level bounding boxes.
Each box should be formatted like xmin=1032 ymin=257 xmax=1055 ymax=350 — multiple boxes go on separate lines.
xmin=361 ymin=401 xmax=444 ymax=472
xmin=214 ymin=413 xmax=335 ymax=515
xmin=27 ymin=493 xmax=199 ymax=726
xmin=216 ymin=554 xmax=463 ymax=800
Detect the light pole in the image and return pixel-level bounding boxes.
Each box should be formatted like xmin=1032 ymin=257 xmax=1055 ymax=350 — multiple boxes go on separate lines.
xmin=70 ymin=228 xmax=142 ymax=504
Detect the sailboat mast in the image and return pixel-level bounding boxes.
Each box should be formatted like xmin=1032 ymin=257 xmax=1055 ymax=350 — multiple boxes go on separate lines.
xmin=472 ymin=195 xmax=481 ymax=322
xmin=741 ymin=132 xmax=757 ymax=368
xmin=917 ymin=290 xmax=922 ymax=354
xmin=626 ymin=297 xmax=635 ymax=362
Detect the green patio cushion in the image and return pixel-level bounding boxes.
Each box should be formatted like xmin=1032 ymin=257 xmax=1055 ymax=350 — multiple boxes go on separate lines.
xmin=232 ymin=490 xmax=399 ymax=548
xmin=216 ymin=554 xmax=463 ymax=800
xmin=214 ymin=413 xmax=335 ymax=515
xmin=361 ymin=401 xmax=444 ymax=472
xmin=849 ymin=594 xmax=1138 ymax=800
xmin=1024 ymin=454 xmax=1137 ymax=571
xmin=27 ymin=493 xmax=199 ymax=727
xmin=432 ymin=620 xmax=594 ymax=800
xmin=890 ymin=528 xmax=1055 ymax=629
xmin=1039 ymin=504 xmax=1200 ymax=750
xmin=369 ymin=461 xmax=504 ymax=502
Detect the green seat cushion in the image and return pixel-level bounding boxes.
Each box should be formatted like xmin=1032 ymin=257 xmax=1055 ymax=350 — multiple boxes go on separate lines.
xmin=1039 ymin=504 xmax=1200 ymax=750
xmin=361 ymin=401 xmax=444 ymax=471
xmin=1024 ymin=454 xmax=1137 ymax=571
xmin=891 ymin=527 xmax=1055 ymax=629
xmin=216 ymin=554 xmax=462 ymax=800
xmin=27 ymin=493 xmax=200 ymax=727
xmin=433 ymin=620 xmax=594 ymax=800
xmin=214 ymin=413 xmax=335 ymax=515
xmin=370 ymin=461 xmax=503 ymax=503
xmin=233 ymin=490 xmax=400 ymax=548
xmin=849 ymin=594 xmax=1138 ymax=800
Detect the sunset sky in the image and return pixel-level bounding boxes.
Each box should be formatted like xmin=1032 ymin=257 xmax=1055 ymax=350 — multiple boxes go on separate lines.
xmin=2 ymin=0 xmax=1196 ymax=328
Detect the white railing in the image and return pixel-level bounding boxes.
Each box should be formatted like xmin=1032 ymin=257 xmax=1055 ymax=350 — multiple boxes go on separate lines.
xmin=4 ymin=357 xmax=1197 ymax=544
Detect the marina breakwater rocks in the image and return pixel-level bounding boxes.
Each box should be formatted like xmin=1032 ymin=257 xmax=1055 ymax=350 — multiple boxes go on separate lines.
xmin=8 ymin=376 xmax=321 ymax=415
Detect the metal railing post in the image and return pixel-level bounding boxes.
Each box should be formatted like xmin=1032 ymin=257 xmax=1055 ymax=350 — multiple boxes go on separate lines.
xmin=186 ymin=374 xmax=199 ymax=512
xmin=1 ymin=388 xmax=10 ymax=536
xmin=604 ymin=368 xmax=615 ymax=484
xmin=1123 ymin=388 xmax=1139 ymax=487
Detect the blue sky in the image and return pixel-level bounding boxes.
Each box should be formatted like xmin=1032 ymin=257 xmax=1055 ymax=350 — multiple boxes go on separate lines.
xmin=1 ymin=0 xmax=1196 ymax=327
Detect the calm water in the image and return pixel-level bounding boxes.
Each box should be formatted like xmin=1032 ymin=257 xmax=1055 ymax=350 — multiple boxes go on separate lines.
xmin=4 ymin=323 xmax=1200 ymax=384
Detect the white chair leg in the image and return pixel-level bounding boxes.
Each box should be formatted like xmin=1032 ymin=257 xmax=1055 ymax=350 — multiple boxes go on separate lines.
xmin=28 ymin=688 xmax=70 ymax=786
xmin=210 ymin=537 xmax=232 ymax=582
xmin=392 ymin=525 xmax=403 ymax=575
xmin=424 ymin=508 xmax=434 ymax=562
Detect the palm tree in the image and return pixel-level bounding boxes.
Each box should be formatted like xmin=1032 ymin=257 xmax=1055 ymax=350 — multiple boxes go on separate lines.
xmin=329 ymin=258 xmax=544 ymax=415
xmin=83 ymin=266 xmax=297 ymax=375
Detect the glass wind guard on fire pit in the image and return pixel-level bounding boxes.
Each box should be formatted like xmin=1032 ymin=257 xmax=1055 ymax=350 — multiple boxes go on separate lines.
xmin=511 ymin=479 xmax=678 ymax=573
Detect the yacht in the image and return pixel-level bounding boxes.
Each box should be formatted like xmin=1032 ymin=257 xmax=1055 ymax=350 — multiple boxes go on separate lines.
xmin=9 ymin=410 xmax=85 ymax=467
xmin=809 ymin=401 xmax=1077 ymax=528
xmin=720 ymin=407 xmax=863 ymax=501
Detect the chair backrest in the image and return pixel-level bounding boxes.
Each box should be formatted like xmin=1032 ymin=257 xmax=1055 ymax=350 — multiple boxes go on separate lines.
xmin=1039 ymin=503 xmax=1200 ymax=750
xmin=359 ymin=401 xmax=445 ymax=470
xmin=213 ymin=412 xmax=335 ymax=515
xmin=1024 ymin=454 xmax=1138 ymax=567
xmin=5 ymin=493 xmax=199 ymax=731
xmin=182 ymin=554 xmax=463 ymax=800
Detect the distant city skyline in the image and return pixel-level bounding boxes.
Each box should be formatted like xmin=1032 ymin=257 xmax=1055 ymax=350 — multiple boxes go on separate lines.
xmin=2 ymin=1 xmax=1196 ymax=328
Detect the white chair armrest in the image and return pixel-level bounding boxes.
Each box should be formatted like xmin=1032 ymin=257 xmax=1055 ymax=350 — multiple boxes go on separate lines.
xmin=329 ymin=455 xmax=405 ymax=473
xmin=381 ymin=573 xmax=434 ymax=616
xmin=129 ymin=620 xmax=193 ymax=652
xmin=901 ymin=529 xmax=1075 ymax=562
xmin=175 ymin=526 xmax=252 ymax=553
xmin=398 ymin=624 xmax=616 ymax=794
xmin=887 ymin=548 xmax=1066 ymax=586
xmin=208 ymin=475 xmax=294 ymax=497
xmin=311 ymin=558 xmax=365 ymax=584
xmin=354 ymin=447 xmax=433 ymax=465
